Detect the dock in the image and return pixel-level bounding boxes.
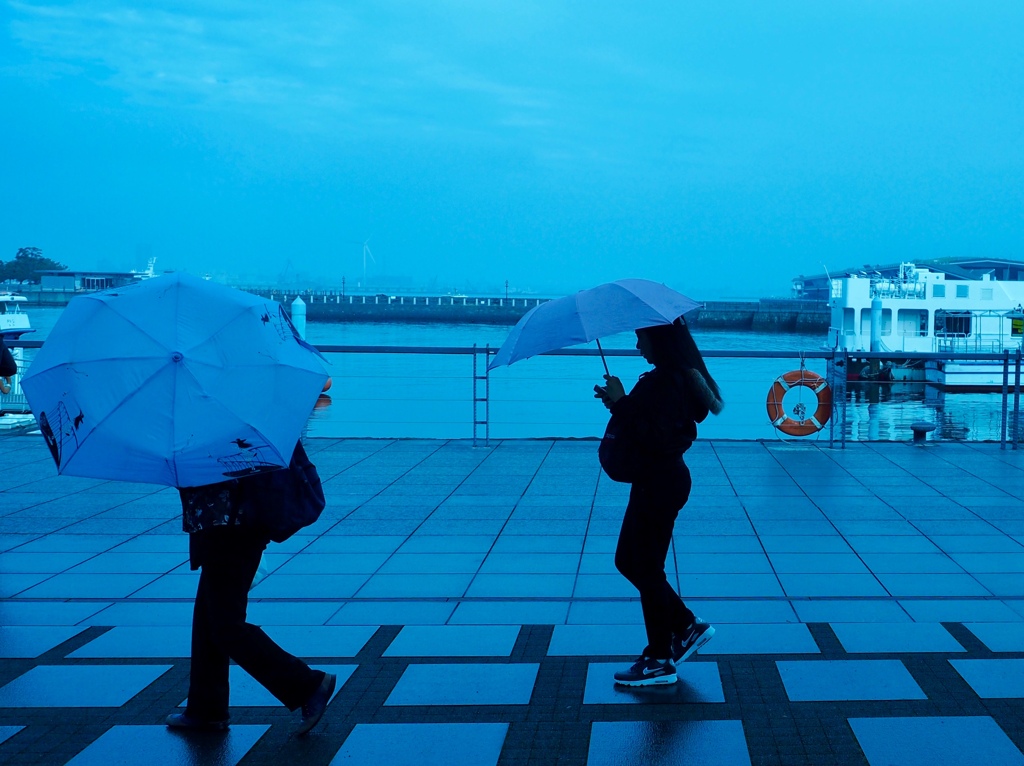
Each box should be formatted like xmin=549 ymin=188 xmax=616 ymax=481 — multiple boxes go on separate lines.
xmin=13 ymin=286 xmax=831 ymax=331
xmin=1 ymin=435 xmax=1024 ymax=764
xmin=259 ymin=291 xmax=832 ymax=332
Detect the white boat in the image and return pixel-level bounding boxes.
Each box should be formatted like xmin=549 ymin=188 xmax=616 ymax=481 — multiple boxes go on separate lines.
xmin=826 ymin=262 xmax=1024 ymax=390
xmin=0 ymin=291 xmax=35 ymax=415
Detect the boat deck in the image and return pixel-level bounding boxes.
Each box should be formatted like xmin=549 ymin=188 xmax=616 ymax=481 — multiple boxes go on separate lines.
xmin=2 ymin=435 xmax=1024 ymax=765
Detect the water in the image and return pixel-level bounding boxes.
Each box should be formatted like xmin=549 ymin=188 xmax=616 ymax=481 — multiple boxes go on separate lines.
xmin=19 ymin=307 xmax=1013 ymax=442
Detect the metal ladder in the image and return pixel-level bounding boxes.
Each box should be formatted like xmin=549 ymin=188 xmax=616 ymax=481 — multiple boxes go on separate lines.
xmin=472 ymin=345 xmax=490 ymax=447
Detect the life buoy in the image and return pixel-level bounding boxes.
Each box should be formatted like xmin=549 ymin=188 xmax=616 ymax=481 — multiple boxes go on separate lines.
xmin=766 ymin=369 xmax=832 ymax=436
xmin=321 ymin=377 xmax=332 ymax=393
xmin=0 ymin=377 xmax=11 ymax=395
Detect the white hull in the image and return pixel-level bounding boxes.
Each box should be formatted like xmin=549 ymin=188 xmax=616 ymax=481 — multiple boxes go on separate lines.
xmin=925 ymin=360 xmax=1024 ymax=391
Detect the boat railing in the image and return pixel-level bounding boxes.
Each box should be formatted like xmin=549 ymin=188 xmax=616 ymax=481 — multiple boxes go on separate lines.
xmin=3 ymin=340 xmax=1022 ymax=449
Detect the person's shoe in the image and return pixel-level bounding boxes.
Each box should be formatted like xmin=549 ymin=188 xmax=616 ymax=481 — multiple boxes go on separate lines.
xmin=165 ymin=713 xmax=229 ymax=732
xmin=613 ymin=656 xmax=677 ymax=686
xmin=672 ymin=619 xmax=716 ymax=663
xmin=295 ymin=672 xmax=336 ymax=736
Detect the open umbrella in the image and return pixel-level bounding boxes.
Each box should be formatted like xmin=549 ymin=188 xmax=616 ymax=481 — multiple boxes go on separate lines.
xmin=20 ymin=273 xmax=328 ymax=487
xmin=488 ymin=279 xmax=700 ymax=372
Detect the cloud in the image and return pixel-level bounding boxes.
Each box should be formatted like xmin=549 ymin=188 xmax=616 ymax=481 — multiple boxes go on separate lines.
xmin=6 ymin=2 xmax=560 ymax=142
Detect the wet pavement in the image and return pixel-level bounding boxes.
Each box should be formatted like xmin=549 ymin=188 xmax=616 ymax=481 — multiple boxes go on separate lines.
xmin=2 ymin=435 xmax=1024 ymax=764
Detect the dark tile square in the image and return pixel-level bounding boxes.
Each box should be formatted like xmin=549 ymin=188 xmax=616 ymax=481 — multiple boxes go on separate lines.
xmin=331 ymin=723 xmax=507 ymax=766
xmin=849 ymin=716 xmax=1024 ymax=766
xmin=385 ymin=663 xmax=539 ymax=706
xmin=0 ymin=664 xmax=171 ymax=707
xmin=66 ymin=724 xmax=268 ymax=766
xmin=777 ymin=660 xmax=926 ymax=701
xmin=587 ymin=721 xmax=750 ymax=766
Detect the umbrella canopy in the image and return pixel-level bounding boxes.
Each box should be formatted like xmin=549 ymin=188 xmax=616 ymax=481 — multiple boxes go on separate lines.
xmin=488 ymin=279 xmax=700 ymax=370
xmin=21 ymin=273 xmax=328 ymax=487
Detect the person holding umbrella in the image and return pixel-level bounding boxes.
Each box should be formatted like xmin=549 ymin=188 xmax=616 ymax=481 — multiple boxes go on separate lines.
xmin=168 ymin=444 xmax=336 ymax=735
xmin=594 ymin=317 xmax=723 ymax=686
xmin=19 ymin=273 xmax=337 ymax=732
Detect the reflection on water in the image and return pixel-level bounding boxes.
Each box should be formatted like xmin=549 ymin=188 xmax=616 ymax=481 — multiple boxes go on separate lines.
xmin=15 ymin=309 xmax=1016 ymax=442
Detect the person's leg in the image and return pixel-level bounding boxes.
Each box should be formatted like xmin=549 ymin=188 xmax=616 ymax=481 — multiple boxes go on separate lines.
xmin=184 ymin=566 xmax=230 ymax=722
xmin=198 ymin=529 xmax=323 ymax=710
xmin=614 ymin=474 xmax=693 ymax=659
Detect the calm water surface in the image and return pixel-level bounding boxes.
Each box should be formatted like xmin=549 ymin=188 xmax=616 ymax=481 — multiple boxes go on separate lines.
xmin=20 ymin=307 xmax=1011 ymax=442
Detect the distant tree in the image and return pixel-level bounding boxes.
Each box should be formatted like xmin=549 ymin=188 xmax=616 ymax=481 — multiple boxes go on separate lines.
xmin=0 ymin=247 xmax=68 ymax=283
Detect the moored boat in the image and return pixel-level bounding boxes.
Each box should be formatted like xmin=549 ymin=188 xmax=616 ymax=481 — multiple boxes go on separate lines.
xmin=826 ymin=263 xmax=1024 ymax=390
xmin=0 ymin=291 xmax=35 ymax=416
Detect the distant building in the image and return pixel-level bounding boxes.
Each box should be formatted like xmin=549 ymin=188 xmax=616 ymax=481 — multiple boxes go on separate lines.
xmin=36 ymin=260 xmax=160 ymax=291
xmin=793 ymin=257 xmax=1024 ymax=301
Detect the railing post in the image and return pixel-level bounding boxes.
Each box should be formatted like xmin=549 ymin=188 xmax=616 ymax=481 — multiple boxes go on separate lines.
xmin=1014 ymin=349 xmax=1021 ymax=450
xmin=841 ymin=351 xmax=848 ymax=449
xmin=828 ymin=351 xmax=835 ymax=449
xmin=472 ymin=344 xmax=478 ymax=446
xmin=485 ymin=345 xmax=491 ymax=447
xmin=1000 ymin=350 xmax=1009 ymax=450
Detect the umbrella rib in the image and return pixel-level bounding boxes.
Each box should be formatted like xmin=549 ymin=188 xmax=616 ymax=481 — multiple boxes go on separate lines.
xmin=60 ymin=359 xmax=173 ymax=479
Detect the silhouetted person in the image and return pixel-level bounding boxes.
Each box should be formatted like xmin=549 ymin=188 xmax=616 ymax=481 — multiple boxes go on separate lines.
xmin=168 ymin=443 xmax=335 ymax=735
xmin=594 ymin=318 xmax=723 ymax=686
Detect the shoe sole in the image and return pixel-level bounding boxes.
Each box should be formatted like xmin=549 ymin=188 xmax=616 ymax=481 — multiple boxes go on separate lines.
xmin=678 ymin=626 xmax=716 ymax=663
xmin=613 ymin=673 xmax=678 ymax=687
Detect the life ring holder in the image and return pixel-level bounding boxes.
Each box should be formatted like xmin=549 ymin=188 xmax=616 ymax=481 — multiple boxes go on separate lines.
xmin=766 ymin=361 xmax=832 ymax=437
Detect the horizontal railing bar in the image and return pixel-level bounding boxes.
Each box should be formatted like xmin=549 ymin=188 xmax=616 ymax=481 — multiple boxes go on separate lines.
xmin=5 ymin=339 xmax=1020 ymax=363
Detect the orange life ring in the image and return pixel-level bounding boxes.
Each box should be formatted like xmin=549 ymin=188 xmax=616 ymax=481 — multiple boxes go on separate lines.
xmin=0 ymin=377 xmax=11 ymax=395
xmin=766 ymin=369 xmax=832 ymax=436
xmin=321 ymin=377 xmax=332 ymax=393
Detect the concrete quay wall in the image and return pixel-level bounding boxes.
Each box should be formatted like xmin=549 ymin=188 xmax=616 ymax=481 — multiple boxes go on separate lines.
xmin=18 ymin=287 xmax=831 ymax=332
xmin=268 ymin=292 xmax=830 ymax=332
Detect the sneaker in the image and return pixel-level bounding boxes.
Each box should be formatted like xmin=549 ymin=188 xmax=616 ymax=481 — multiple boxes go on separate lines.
xmin=613 ymin=656 xmax=677 ymax=686
xmin=295 ymin=672 xmax=336 ymax=736
xmin=165 ymin=712 xmax=229 ymax=732
xmin=672 ymin=619 xmax=715 ymax=663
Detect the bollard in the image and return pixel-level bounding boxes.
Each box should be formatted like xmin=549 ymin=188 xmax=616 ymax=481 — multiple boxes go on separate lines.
xmin=291 ymin=296 xmax=306 ymax=339
xmin=911 ymin=422 xmax=936 ymax=445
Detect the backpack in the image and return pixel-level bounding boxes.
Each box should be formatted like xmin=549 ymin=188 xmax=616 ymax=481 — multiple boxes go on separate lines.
xmin=240 ymin=441 xmax=326 ymax=542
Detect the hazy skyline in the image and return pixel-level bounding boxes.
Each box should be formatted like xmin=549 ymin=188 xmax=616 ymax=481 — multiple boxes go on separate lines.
xmin=2 ymin=1 xmax=1022 ymax=299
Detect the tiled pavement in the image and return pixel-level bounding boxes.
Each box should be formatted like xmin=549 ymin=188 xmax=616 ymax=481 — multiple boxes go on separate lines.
xmin=2 ymin=435 xmax=1024 ymax=764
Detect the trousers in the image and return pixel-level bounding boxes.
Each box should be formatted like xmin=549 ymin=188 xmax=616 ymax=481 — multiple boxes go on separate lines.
xmin=614 ymin=462 xmax=695 ymax=659
xmin=186 ymin=527 xmax=322 ymax=719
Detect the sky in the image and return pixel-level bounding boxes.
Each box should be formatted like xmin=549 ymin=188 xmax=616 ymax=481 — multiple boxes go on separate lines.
xmin=1 ymin=1 xmax=1022 ymax=299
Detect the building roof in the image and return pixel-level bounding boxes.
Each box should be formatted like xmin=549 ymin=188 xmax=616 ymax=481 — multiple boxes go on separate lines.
xmin=795 ymin=257 xmax=1024 ymax=284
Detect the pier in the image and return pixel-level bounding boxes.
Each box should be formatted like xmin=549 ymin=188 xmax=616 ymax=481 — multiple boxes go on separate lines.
xmin=2 ymin=435 xmax=1024 ymax=764
xmin=14 ymin=286 xmax=831 ymax=331
xmin=258 ymin=290 xmax=832 ymax=332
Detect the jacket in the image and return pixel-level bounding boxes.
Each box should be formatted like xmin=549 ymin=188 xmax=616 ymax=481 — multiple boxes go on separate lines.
xmin=609 ymin=366 xmax=724 ymax=466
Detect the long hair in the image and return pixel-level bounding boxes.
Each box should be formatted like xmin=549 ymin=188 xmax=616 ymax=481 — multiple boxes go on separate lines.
xmin=638 ymin=318 xmax=723 ymax=404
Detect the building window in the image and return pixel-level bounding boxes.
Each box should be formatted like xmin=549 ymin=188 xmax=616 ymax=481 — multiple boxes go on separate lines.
xmin=982 ymin=288 xmax=993 ymax=300
xmin=956 ymin=284 xmax=969 ymax=299
xmin=933 ymin=285 xmax=945 ymax=298
xmin=936 ymin=311 xmax=971 ymax=337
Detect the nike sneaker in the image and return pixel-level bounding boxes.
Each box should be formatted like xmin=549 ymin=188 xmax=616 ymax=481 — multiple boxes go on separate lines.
xmin=672 ymin=619 xmax=715 ymax=663
xmin=613 ymin=656 xmax=677 ymax=686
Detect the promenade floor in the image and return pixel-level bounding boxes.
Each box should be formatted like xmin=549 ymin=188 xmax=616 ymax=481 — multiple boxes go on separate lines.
xmin=2 ymin=435 xmax=1024 ymax=765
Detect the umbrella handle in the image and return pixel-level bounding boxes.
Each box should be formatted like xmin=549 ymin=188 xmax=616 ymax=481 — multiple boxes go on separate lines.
xmin=594 ymin=338 xmax=610 ymax=377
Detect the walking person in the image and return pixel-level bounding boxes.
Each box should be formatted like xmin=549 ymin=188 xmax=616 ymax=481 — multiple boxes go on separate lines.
xmin=167 ymin=441 xmax=336 ymax=735
xmin=594 ymin=318 xmax=723 ymax=686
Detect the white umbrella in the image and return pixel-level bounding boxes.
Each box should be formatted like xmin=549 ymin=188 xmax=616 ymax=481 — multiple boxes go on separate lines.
xmin=488 ymin=279 xmax=700 ymax=372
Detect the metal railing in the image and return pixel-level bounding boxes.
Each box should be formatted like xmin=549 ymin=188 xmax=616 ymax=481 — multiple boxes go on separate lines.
xmin=4 ymin=340 xmax=1022 ymax=449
